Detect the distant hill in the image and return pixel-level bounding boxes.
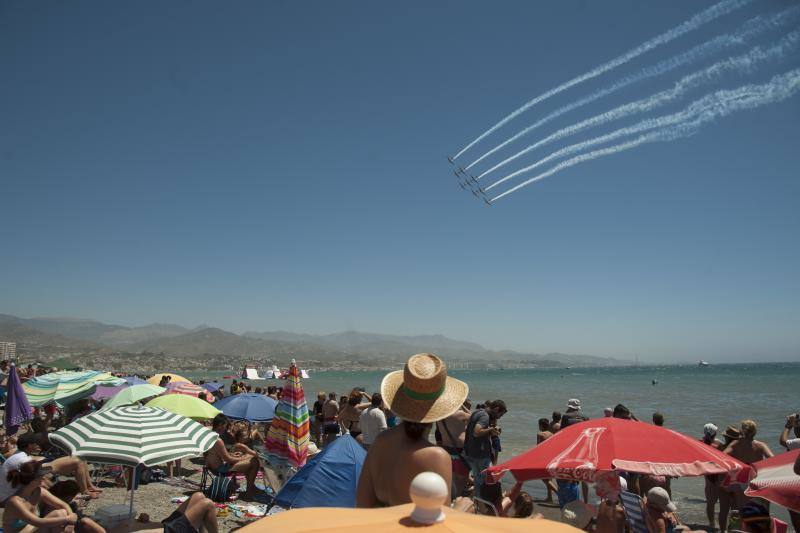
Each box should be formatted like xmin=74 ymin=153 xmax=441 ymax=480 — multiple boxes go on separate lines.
xmin=0 ymin=313 xmax=626 ymax=367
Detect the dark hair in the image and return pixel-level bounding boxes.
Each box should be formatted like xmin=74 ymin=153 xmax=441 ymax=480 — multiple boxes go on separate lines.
xmin=613 ymin=404 xmax=631 ymax=419
xmin=267 ymin=386 xmax=277 ymax=395
xmin=371 ymin=393 xmax=382 ymax=408
xmin=538 ymin=418 xmax=550 ymax=431
xmin=402 ymin=421 xmax=430 ymax=440
xmin=8 ymin=461 xmax=42 ymax=487
xmin=31 ymin=418 xmax=47 ymax=433
xmin=255 ymin=387 xmax=263 ymax=394
xmin=17 ymin=432 xmax=40 ymax=451
xmin=652 ymin=412 xmax=664 ymax=426
xmin=513 ymin=492 xmax=534 ymax=518
xmin=552 ymin=411 xmax=562 ymax=422
xmin=212 ymin=413 xmax=228 ymax=430
xmin=328 ymin=392 xmax=337 ymax=399
xmin=486 ymin=400 xmax=507 ymax=418
xmin=49 ymin=480 xmax=80 ymax=502
xmin=481 ymin=481 xmax=503 ymax=510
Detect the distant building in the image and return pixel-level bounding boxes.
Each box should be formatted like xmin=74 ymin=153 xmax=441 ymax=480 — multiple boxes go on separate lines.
xmin=0 ymin=341 xmax=17 ymax=360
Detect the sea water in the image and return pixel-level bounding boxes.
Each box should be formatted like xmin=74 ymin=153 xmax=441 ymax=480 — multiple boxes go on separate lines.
xmin=191 ymin=363 xmax=800 ymax=525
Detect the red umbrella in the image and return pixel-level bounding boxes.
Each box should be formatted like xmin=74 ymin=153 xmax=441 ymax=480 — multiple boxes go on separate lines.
xmin=487 ymin=418 xmax=745 ymax=483
xmin=745 ymin=449 xmax=800 ymax=513
xmin=165 ymin=382 xmax=215 ymax=403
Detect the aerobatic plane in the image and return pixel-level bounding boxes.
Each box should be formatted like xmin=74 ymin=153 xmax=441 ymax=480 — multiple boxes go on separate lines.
xmin=447 ymin=156 xmax=454 ymax=164
xmin=483 ymin=197 xmax=492 ymax=206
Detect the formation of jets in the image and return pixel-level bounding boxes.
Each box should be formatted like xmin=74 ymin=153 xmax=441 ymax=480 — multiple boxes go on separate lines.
xmin=448 ymin=157 xmax=492 ymax=205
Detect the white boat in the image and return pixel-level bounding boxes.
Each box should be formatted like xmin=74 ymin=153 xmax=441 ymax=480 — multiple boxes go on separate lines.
xmin=698 ymin=360 xmax=710 ymax=367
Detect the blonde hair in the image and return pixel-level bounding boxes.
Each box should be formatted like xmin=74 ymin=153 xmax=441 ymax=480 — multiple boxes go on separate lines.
xmin=741 ymin=419 xmax=757 ymax=438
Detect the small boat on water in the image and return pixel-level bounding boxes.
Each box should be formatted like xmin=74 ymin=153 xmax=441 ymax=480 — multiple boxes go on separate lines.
xmin=698 ymin=360 xmax=710 ymax=367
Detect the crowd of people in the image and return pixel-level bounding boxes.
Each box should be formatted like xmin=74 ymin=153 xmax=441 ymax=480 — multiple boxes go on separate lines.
xmin=2 ymin=356 xmax=799 ymax=532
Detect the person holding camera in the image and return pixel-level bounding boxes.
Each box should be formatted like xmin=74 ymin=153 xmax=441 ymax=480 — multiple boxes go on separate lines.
xmin=779 ymin=413 xmax=800 ymax=451
xmin=463 ymin=399 xmax=507 ymax=499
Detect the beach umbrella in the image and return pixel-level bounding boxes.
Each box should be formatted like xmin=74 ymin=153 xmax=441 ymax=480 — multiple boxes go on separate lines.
xmin=147 ymin=373 xmax=190 ymax=386
xmin=165 ymin=381 xmax=215 ymax=402
xmin=487 ymin=418 xmax=747 ymax=484
xmin=23 ymin=370 xmax=125 ymax=407
xmin=201 ymin=381 xmax=223 ymax=393
xmin=91 ymin=384 xmax=129 ymax=401
xmin=49 ymin=405 xmax=218 ymax=466
xmin=214 ymin=393 xmax=277 ymax=422
xmin=4 ymin=363 xmax=33 ymax=436
xmin=242 ymin=472 xmax=578 ymax=532
xmin=145 ymin=394 xmax=221 ymax=421
xmin=744 ymin=449 xmax=800 ymax=513
xmin=275 ymin=435 xmax=366 ymax=509
xmin=102 ymin=384 xmax=166 ymax=410
xmin=264 ymin=361 xmax=310 ymax=468
xmin=122 ymin=376 xmax=147 ymax=386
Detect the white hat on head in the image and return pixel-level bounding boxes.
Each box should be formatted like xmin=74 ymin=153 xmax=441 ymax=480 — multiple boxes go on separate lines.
xmin=567 ymin=398 xmax=581 ymax=410
xmin=703 ymin=423 xmax=718 ymax=437
xmin=647 ymin=487 xmax=677 ymax=512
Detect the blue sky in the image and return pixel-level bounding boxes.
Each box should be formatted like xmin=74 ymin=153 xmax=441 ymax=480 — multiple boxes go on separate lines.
xmin=1 ymin=1 xmax=798 ymax=363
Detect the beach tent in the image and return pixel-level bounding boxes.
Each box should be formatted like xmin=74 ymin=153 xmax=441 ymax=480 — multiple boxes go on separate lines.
xmin=101 ymin=384 xmax=166 ymax=410
xmin=4 ymin=363 xmax=33 ymax=435
xmin=214 ymin=393 xmax=277 ymax=422
xmin=23 ymin=370 xmax=125 ymax=407
xmin=275 ymin=435 xmax=366 ymax=509
xmin=45 ymin=358 xmax=81 ymax=370
xmin=165 ymin=381 xmax=215 ymax=402
xmin=745 ymin=449 xmax=800 ymax=513
xmin=146 ymin=394 xmax=221 ymax=421
xmin=487 ymin=418 xmax=746 ymax=483
xmin=264 ymin=361 xmax=310 ymax=468
xmin=241 ymin=472 xmax=578 ymax=533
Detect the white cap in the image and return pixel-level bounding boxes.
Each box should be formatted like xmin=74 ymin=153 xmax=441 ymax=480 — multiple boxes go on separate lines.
xmin=647 ymin=487 xmax=677 ymax=512
xmin=703 ymin=423 xmax=718 ymax=437
xmin=567 ymin=398 xmax=581 ymax=410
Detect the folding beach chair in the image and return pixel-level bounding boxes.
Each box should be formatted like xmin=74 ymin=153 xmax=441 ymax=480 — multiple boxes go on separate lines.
xmin=619 ymin=490 xmax=649 ymax=533
xmin=472 ymin=496 xmax=499 ymax=516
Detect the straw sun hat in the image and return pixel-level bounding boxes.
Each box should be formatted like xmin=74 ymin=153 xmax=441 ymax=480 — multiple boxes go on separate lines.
xmin=381 ymin=353 xmax=468 ymax=424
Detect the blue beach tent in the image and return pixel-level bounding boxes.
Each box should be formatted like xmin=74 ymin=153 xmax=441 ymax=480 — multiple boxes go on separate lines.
xmin=274 ymin=435 xmax=367 ymax=509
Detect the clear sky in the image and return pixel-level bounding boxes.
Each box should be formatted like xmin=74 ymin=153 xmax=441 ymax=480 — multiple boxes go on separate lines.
xmin=2 ymin=1 xmax=798 ymax=363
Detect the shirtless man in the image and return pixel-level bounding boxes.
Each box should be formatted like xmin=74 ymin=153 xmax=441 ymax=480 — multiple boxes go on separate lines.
xmin=721 ymin=420 xmax=773 ymax=530
xmin=700 ymin=423 xmax=724 ymax=529
xmin=357 ymin=353 xmax=467 ymax=508
xmin=205 ymin=414 xmax=260 ymax=500
xmin=436 ymin=401 xmax=471 ymax=496
xmin=537 ymin=417 xmax=558 ymax=503
xmin=321 ymin=392 xmax=340 ymax=448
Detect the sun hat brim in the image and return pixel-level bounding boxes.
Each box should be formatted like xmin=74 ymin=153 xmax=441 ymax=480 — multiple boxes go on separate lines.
xmin=381 ymin=370 xmax=468 ymax=424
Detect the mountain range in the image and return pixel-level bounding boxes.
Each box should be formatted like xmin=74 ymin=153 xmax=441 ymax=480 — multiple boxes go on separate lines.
xmin=0 ymin=313 xmax=624 ymax=366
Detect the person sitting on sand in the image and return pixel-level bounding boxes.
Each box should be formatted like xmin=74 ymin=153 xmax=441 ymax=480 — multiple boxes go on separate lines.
xmin=205 ymin=414 xmax=260 ymax=500
xmin=594 ymin=474 xmax=626 ymax=533
xmin=160 ymin=492 xmax=219 ymax=533
xmin=0 ymin=434 xmax=101 ymax=502
xmin=356 ymin=353 xmax=467 ymax=508
xmin=42 ymin=480 xmax=105 ymax=533
xmin=1 ymin=460 xmax=85 ymax=533
xmin=479 ymin=480 xmax=535 ymax=518
xmin=644 ymin=487 xmax=680 ymax=533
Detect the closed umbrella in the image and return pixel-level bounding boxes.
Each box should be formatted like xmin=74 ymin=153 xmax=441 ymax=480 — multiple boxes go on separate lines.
xmin=4 ymin=363 xmax=33 ymax=435
xmin=264 ymin=361 xmax=310 ymax=468
xmin=23 ymin=370 xmax=125 ymax=407
xmin=147 ymin=373 xmax=190 ymax=386
xmin=214 ymin=393 xmax=277 ymax=422
xmin=487 ymin=418 xmax=746 ymax=483
xmin=146 ymin=394 xmax=221 ymax=421
xmin=165 ymin=382 xmax=215 ymax=402
xmin=745 ymin=449 xmax=800 ymax=513
xmin=102 ymin=384 xmax=166 ymax=410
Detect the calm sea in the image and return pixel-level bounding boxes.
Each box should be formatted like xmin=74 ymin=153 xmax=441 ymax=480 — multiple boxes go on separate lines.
xmin=188 ymin=363 xmax=800 ymax=525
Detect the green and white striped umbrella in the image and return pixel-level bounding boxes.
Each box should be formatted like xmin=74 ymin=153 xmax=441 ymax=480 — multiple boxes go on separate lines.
xmin=23 ymin=370 xmax=125 ymax=407
xmin=49 ymin=405 xmax=218 ymax=466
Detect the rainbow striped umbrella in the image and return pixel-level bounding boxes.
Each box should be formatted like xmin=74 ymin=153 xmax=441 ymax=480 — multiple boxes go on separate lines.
xmin=23 ymin=371 xmax=125 ymax=407
xmin=264 ymin=361 xmax=310 ymax=468
xmin=165 ymin=381 xmax=215 ymax=402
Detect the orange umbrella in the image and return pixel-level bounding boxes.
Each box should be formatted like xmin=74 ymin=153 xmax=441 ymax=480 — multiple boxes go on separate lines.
xmin=147 ymin=373 xmax=190 ymax=386
xmin=240 ymin=472 xmax=579 ymax=532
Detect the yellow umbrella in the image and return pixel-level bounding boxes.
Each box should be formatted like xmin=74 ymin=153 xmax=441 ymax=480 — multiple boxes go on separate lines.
xmin=147 ymin=373 xmax=191 ymax=386
xmin=240 ymin=472 xmax=579 ymax=533
xmin=145 ymin=394 xmax=221 ymax=421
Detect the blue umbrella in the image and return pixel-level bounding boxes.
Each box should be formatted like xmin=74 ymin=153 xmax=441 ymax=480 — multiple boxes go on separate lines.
xmin=275 ymin=435 xmax=366 ymax=509
xmin=214 ymin=393 xmax=277 ymax=422
xmin=122 ymin=376 xmax=147 ymax=386
xmin=201 ymin=382 xmax=223 ymax=393
xmin=4 ymin=363 xmax=33 ymax=436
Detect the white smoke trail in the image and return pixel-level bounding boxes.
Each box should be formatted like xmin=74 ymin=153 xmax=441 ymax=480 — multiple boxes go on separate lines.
xmin=466 ymin=5 xmax=800 ymax=173
xmin=489 ymin=67 xmax=800 ymax=202
xmin=483 ymin=28 xmax=800 ymax=188
xmin=450 ymin=0 xmax=755 ymax=161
